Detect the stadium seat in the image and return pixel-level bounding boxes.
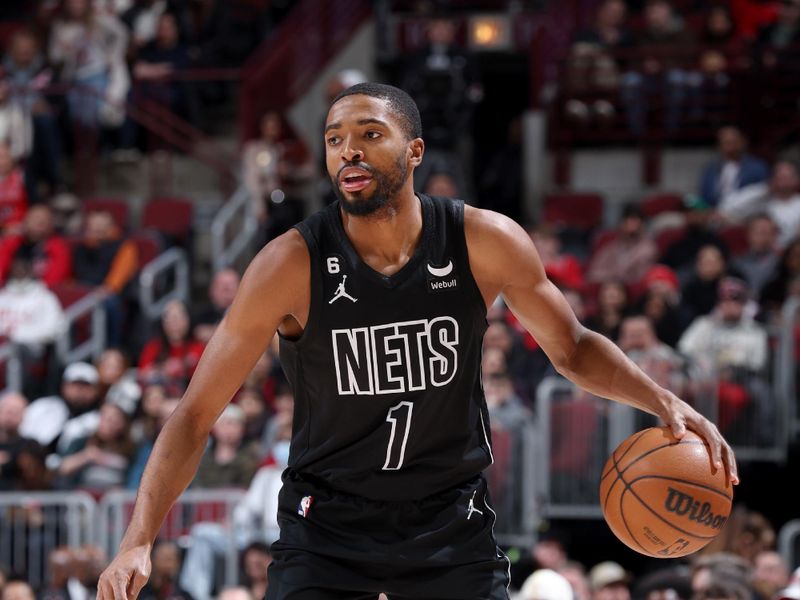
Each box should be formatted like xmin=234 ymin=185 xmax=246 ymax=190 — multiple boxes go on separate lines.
xmin=719 ymin=225 xmax=749 ymax=257
xmin=142 ymin=197 xmax=194 ymax=247
xmin=83 ymin=197 xmax=131 ymax=230
xmin=641 ymin=193 xmax=684 ymax=219
xmin=654 ymin=225 xmax=688 ymax=255
xmin=130 ymin=230 xmax=163 ymax=268
xmin=52 ymin=282 xmax=96 ymax=309
xmin=542 ymin=193 xmax=604 ymax=230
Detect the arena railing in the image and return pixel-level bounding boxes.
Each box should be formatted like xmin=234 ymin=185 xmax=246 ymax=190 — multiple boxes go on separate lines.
xmin=55 ymin=289 xmax=109 ymax=366
xmin=98 ymin=489 xmax=246 ymax=592
xmin=0 ymin=341 xmax=24 ymax=392
xmin=776 ymin=298 xmax=800 ymax=442
xmin=0 ymin=491 xmax=97 ymax=590
xmin=487 ymin=421 xmax=540 ymax=547
xmin=210 ymin=185 xmax=260 ymax=273
xmin=779 ymin=518 xmax=800 ymax=571
xmin=138 ymin=247 xmax=190 ymax=322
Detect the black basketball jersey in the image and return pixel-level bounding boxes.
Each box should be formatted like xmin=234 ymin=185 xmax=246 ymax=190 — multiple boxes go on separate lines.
xmin=279 ymin=194 xmax=492 ymax=501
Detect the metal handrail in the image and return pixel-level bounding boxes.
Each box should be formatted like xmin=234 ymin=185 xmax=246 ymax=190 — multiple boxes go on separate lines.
xmin=0 ymin=342 xmax=23 ymax=392
xmin=56 ymin=289 xmax=109 ymax=365
xmin=779 ymin=518 xmax=800 ymax=570
xmin=778 ymin=298 xmax=800 ymax=438
xmin=138 ymin=247 xmax=190 ymax=321
xmin=211 ymin=185 xmax=259 ymax=273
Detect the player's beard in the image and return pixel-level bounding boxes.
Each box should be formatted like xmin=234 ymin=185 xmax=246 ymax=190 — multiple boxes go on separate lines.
xmin=333 ymin=154 xmax=408 ymax=217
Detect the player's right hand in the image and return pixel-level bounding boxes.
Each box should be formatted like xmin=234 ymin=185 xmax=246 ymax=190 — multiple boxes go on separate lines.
xmin=96 ymin=545 xmax=152 ymax=600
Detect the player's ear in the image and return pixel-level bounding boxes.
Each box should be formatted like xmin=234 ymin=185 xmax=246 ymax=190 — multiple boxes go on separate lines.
xmin=408 ymin=138 xmax=424 ymax=167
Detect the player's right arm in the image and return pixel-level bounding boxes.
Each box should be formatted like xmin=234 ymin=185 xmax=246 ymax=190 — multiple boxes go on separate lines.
xmin=96 ymin=230 xmax=310 ymax=600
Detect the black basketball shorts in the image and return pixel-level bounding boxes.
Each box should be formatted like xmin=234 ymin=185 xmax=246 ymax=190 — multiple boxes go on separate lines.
xmin=265 ymin=471 xmax=511 ymax=600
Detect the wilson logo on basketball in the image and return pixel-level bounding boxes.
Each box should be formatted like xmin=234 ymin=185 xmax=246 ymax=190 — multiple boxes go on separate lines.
xmin=663 ymin=487 xmax=728 ymax=530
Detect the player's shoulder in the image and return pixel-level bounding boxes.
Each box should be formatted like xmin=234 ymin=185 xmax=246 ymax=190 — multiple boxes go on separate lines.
xmin=463 ymin=204 xmax=527 ymax=244
xmin=245 ymin=228 xmax=310 ymax=286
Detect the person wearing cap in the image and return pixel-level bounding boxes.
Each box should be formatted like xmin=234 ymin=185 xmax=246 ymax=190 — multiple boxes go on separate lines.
xmin=517 ymin=568 xmax=574 ymax=600
xmin=19 ymin=361 xmax=101 ymax=452
xmin=635 ymin=264 xmax=693 ymax=347
xmin=589 ymin=562 xmax=631 ymax=600
xmin=678 ymin=276 xmax=769 ymax=435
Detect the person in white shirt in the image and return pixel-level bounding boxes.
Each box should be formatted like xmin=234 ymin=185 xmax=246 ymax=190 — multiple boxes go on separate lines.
xmin=0 ymin=258 xmax=64 ymax=348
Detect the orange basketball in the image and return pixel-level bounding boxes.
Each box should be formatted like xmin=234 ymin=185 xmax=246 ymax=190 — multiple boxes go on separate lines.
xmin=599 ymin=426 xmax=733 ymax=558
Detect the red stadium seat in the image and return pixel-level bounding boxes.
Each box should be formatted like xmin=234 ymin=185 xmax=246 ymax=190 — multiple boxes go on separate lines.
xmin=142 ymin=197 xmax=194 ymax=246
xmin=654 ymin=225 xmax=688 ymax=255
xmin=641 ymin=193 xmax=684 ymax=219
xmin=83 ymin=197 xmax=131 ymax=230
xmin=130 ymin=230 xmax=163 ymax=268
xmin=542 ymin=193 xmax=604 ymax=231
xmin=590 ymin=229 xmax=618 ymax=255
xmin=550 ymin=396 xmax=600 ymax=475
xmin=719 ymin=225 xmax=749 ymax=257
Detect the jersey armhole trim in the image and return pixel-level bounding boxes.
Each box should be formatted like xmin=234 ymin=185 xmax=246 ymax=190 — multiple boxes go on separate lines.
xmin=278 ymin=222 xmax=321 ymax=348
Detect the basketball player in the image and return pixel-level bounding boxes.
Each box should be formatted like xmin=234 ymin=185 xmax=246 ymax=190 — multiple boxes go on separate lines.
xmin=97 ymin=83 xmax=738 ymax=600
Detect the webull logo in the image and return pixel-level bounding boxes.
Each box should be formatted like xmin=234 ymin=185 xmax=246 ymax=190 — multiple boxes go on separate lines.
xmin=664 ymin=487 xmax=728 ymax=530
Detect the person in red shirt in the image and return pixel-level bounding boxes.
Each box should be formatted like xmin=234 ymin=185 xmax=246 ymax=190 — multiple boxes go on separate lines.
xmin=138 ymin=300 xmax=205 ymax=393
xmin=0 ymin=143 xmax=27 ymax=235
xmin=0 ymin=204 xmax=70 ymax=286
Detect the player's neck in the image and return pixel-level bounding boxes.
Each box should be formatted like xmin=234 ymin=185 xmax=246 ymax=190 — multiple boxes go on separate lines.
xmin=340 ymin=190 xmax=423 ymax=274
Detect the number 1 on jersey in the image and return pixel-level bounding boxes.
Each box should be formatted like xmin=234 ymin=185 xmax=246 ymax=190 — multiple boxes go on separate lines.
xmin=382 ymin=401 xmax=413 ymax=471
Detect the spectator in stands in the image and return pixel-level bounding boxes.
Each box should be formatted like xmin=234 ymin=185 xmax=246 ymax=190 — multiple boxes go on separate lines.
xmin=236 ymin=387 xmax=268 ymax=447
xmin=241 ymin=110 xmax=313 ymax=241
xmin=121 ymin=0 xmax=169 ymax=52
xmin=73 ymin=209 xmax=138 ymax=346
xmin=777 ymin=567 xmax=800 ymax=600
xmin=2 ymin=28 xmax=61 ymax=199
xmin=0 ymin=143 xmax=27 ymax=235
xmin=0 ymin=580 xmax=35 ymax=600
xmin=731 ymin=214 xmax=780 ymax=295
xmin=691 ymin=552 xmax=753 ymax=599
xmin=127 ymin=394 xmax=178 ymax=489
xmin=483 ymin=371 xmax=533 ymax=432
xmin=621 ymin=0 xmax=697 ymax=134
xmin=617 ymin=315 xmax=688 ymax=396
xmin=11 ymin=439 xmax=53 ymax=490
xmin=259 ymin=384 xmax=292 ymax=457
xmin=192 ymin=403 xmax=260 ymax=489
xmin=0 ymin=257 xmax=65 ymax=363
xmin=681 ymin=244 xmax=734 ymax=318
xmin=0 ymin=392 xmax=29 ymax=487
xmin=217 ymin=589 xmax=253 ymax=600
xmin=96 ymin=347 xmax=132 ymax=400
xmin=19 ymin=361 xmax=100 ymax=452
xmin=679 ymin=277 xmax=769 ymax=435
xmin=133 ymin=12 xmax=199 ymax=130
xmin=752 ymin=550 xmax=790 ymax=600
xmin=0 ymin=204 xmax=72 ymax=287
xmin=0 ymin=80 xmax=32 ymax=165
xmin=760 ymin=237 xmax=800 ymax=315
xmin=661 ymin=201 xmax=728 ymax=281
xmin=48 ymin=0 xmax=130 ymax=129
xmin=518 ymin=569 xmax=574 ymax=600
xmin=718 ymin=160 xmax=800 ymax=248
xmin=138 ymin=299 xmax=205 ymax=392
xmin=568 ymin=0 xmax=633 ymax=115
xmin=192 ymin=268 xmax=240 ymax=343
xmin=58 ymin=400 xmax=135 ymax=490
xmin=699 ymin=126 xmax=770 ymax=209
xmin=585 ymin=281 xmax=631 ymax=341
xmin=755 ymin=0 xmax=800 ymax=68
xmin=40 ymin=547 xmax=73 ymax=600
xmin=241 ymin=543 xmax=271 ymax=600
xmin=588 ymin=561 xmax=631 ymax=600
xmin=634 ymin=264 xmax=692 ymax=347
xmin=243 ymin=349 xmax=282 ymax=411
xmin=529 ymin=224 xmax=584 ymax=292
xmin=559 ymin=561 xmax=592 ymax=600
xmin=138 ymin=540 xmax=193 ymax=600
xmin=586 ymin=203 xmax=657 ymax=285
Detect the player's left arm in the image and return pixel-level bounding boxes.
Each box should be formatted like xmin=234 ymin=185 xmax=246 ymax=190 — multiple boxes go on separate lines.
xmin=464 ymin=206 xmax=738 ymax=484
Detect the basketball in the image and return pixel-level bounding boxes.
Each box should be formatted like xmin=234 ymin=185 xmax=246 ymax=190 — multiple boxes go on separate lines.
xmin=599 ymin=426 xmax=733 ymax=558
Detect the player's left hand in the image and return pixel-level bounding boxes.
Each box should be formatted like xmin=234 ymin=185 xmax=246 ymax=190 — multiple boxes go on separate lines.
xmin=659 ymin=390 xmax=739 ymax=486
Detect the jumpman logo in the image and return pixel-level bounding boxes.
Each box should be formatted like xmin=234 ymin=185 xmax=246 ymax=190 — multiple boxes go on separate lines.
xmin=329 ymin=275 xmax=358 ymax=304
xmin=467 ymin=490 xmax=484 ymax=520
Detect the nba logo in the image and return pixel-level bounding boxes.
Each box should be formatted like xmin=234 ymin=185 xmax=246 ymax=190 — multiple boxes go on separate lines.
xmin=297 ymin=495 xmax=313 ymax=518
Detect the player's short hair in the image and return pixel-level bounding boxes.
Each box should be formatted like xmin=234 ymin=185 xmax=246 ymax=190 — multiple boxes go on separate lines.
xmin=331 ymin=82 xmax=422 ymax=141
